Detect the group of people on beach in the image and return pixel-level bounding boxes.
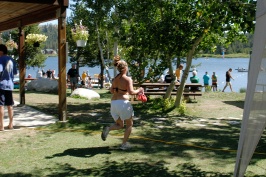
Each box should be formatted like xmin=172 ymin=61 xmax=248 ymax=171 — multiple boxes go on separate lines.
xmin=35 ymin=69 xmax=56 ymax=79
xmin=67 ymin=63 xmax=111 ymax=93
xmin=189 ymin=67 xmax=234 ymax=92
xmin=162 ymin=64 xmax=234 ymax=92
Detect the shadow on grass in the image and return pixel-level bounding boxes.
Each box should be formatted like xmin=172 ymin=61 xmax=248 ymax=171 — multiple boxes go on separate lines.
xmin=7 ymin=92 xmax=265 ymax=176
xmin=46 ymin=146 xmax=111 ymax=159
xmin=0 ymin=161 xmax=235 ymax=177
xmin=223 ymin=100 xmax=245 ymax=109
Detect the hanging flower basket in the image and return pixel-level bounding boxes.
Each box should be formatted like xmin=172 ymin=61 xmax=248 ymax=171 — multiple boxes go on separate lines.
xmin=7 ymin=46 xmax=14 ymax=51
xmin=71 ymin=20 xmax=89 ymax=47
xmin=25 ymin=34 xmax=48 ymax=47
xmin=6 ymin=39 xmax=18 ymax=51
xmin=76 ymin=40 xmax=87 ymax=47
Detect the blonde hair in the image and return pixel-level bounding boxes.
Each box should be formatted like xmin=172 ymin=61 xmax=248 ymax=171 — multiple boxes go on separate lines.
xmin=113 ymin=55 xmax=121 ymax=66
xmin=113 ymin=55 xmax=128 ymax=73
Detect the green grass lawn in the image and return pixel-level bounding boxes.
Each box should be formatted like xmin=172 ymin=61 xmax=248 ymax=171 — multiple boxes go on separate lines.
xmin=1 ymin=90 xmax=265 ymax=177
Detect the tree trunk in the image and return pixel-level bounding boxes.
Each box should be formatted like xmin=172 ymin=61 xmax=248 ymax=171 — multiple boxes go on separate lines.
xmin=113 ymin=40 xmax=118 ymax=78
xmin=174 ymin=35 xmax=205 ymax=107
xmin=164 ymin=58 xmax=177 ymax=99
xmin=174 ymin=55 xmax=192 ymax=106
xmin=96 ymin=23 xmax=107 ymax=88
xmin=100 ymin=65 xmax=104 ymax=89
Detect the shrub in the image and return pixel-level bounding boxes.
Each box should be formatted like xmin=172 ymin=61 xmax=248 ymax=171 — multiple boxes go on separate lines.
xmin=239 ymin=87 xmax=246 ymax=93
xmin=70 ymin=95 xmax=88 ymax=100
xmin=177 ymin=101 xmax=187 ymax=116
xmin=205 ymin=85 xmax=212 ymax=92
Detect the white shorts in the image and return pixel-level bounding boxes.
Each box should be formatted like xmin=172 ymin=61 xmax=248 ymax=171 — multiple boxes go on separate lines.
xmin=111 ymin=100 xmax=134 ymax=121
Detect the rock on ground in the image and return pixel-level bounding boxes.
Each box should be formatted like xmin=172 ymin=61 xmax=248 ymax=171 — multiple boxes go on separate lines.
xmin=27 ymin=78 xmax=58 ymax=93
xmin=71 ymin=88 xmax=100 ymax=100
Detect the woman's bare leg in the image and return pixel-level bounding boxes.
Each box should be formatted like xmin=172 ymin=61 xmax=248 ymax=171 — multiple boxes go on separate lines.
xmin=122 ymin=118 xmax=133 ymax=144
xmin=101 ymin=118 xmax=124 ymax=141
xmin=109 ymin=118 xmax=124 ymax=131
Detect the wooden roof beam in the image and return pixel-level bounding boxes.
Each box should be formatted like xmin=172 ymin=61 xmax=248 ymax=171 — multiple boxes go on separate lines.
xmin=0 ymin=7 xmax=58 ymax=31
xmin=2 ymin=0 xmax=59 ymax=5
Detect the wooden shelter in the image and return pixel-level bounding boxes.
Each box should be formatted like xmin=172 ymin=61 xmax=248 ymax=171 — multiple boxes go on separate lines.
xmin=0 ymin=0 xmax=69 ymax=121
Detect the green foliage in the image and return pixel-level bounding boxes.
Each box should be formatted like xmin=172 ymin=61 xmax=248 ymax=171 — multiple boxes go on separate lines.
xmin=40 ymin=24 xmax=58 ymax=49
xmin=3 ymin=24 xmax=47 ymax=68
xmin=162 ymin=97 xmax=175 ymax=111
xmin=239 ymin=87 xmax=246 ymax=93
xmin=146 ymin=97 xmax=175 ymax=113
xmin=70 ymin=94 xmax=88 ymax=100
xmin=177 ymin=101 xmax=187 ymax=116
xmin=145 ymin=97 xmax=163 ymax=112
xmin=205 ymin=85 xmax=212 ymax=92
xmin=117 ymin=0 xmax=256 ymax=85
xmin=38 ymin=23 xmax=254 ymax=57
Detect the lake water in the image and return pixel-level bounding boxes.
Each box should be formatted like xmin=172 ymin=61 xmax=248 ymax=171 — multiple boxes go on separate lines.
xmin=25 ymin=57 xmax=250 ymax=93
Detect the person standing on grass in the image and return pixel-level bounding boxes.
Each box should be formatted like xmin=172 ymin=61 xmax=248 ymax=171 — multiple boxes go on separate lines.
xmin=0 ymin=44 xmax=17 ymax=131
xmin=211 ymin=72 xmax=218 ymax=91
xmin=67 ymin=63 xmax=79 ymax=92
xmin=101 ymin=55 xmax=144 ymax=150
xmin=203 ymin=71 xmax=210 ymax=91
xmin=222 ymin=68 xmax=234 ymax=92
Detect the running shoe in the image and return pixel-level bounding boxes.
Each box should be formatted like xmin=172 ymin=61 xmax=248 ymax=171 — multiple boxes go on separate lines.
xmin=120 ymin=143 xmax=131 ymax=150
xmin=101 ymin=126 xmax=109 ymax=141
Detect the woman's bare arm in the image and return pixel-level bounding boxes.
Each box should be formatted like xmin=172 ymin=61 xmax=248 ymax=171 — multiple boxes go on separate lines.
xmin=126 ymin=77 xmax=143 ymax=95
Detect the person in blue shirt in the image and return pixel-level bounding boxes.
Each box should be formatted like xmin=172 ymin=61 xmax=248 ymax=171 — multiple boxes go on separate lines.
xmin=0 ymin=44 xmax=18 ymax=131
xmin=203 ymin=71 xmax=210 ymax=91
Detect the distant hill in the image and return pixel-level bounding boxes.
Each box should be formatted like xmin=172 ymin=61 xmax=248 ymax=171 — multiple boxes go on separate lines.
xmin=40 ymin=24 xmax=58 ymax=50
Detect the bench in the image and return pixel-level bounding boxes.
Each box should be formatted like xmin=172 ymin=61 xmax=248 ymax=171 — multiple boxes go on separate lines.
xmin=144 ymin=91 xmax=202 ymax=96
xmin=144 ymin=91 xmax=202 ymax=100
xmin=132 ymin=82 xmax=202 ymax=101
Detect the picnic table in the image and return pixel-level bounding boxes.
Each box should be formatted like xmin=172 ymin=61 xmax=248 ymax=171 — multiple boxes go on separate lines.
xmin=133 ymin=82 xmax=202 ymax=98
xmin=24 ymin=78 xmax=36 ymax=81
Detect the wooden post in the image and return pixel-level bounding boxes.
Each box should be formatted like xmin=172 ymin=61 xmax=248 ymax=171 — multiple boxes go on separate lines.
xmin=18 ymin=28 xmax=26 ymax=105
xmin=58 ymin=6 xmax=67 ymax=121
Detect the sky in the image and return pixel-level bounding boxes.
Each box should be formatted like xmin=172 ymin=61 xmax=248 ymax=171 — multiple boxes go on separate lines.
xmin=40 ymin=0 xmax=73 ymax=25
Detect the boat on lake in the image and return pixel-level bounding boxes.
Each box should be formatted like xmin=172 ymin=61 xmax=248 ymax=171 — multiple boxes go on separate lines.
xmin=236 ymin=68 xmax=248 ymax=72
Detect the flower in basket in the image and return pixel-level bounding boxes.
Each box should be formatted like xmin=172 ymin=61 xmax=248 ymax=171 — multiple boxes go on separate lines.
xmin=25 ymin=34 xmax=48 ymax=45
xmin=5 ymin=39 xmax=18 ymax=50
xmin=71 ymin=20 xmax=89 ymax=42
